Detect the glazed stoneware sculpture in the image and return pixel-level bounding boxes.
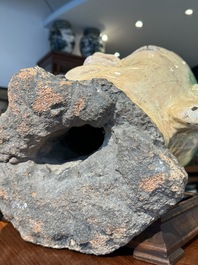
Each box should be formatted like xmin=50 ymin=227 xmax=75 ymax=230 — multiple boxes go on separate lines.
xmin=66 ymin=46 xmax=198 ymax=166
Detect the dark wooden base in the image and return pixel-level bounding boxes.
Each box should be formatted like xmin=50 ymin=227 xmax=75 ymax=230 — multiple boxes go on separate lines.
xmin=0 ymin=193 xmax=198 ymax=264
xmin=128 ymin=193 xmax=198 ymax=265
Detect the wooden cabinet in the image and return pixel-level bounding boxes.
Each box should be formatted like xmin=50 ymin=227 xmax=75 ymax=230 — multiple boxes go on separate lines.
xmin=185 ymin=165 xmax=198 ymax=193
xmin=0 ymin=87 xmax=8 ymax=115
xmin=37 ymin=51 xmax=85 ymax=75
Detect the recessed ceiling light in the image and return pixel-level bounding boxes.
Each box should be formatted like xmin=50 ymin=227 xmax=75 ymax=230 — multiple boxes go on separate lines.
xmin=135 ymin=20 xmax=143 ymax=28
xmin=114 ymin=52 xmax=120 ymax=57
xmin=185 ymin=9 xmax=193 ymax=15
xmin=101 ymin=34 xmax=108 ymax=41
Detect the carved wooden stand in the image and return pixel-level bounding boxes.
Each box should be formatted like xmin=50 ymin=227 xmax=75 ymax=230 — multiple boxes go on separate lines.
xmin=128 ymin=193 xmax=198 ymax=265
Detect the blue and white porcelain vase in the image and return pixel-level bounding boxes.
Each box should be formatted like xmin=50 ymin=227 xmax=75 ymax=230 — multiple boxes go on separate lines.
xmin=49 ymin=20 xmax=75 ymax=53
xmin=80 ymin=28 xmax=105 ymax=57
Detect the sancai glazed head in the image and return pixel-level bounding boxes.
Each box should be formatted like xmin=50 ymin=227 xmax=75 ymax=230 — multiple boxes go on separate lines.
xmin=66 ymin=46 xmax=198 ymax=166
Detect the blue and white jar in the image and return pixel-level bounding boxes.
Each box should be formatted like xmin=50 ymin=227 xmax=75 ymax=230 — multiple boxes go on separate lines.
xmin=80 ymin=28 xmax=105 ymax=57
xmin=49 ymin=20 xmax=75 ymax=53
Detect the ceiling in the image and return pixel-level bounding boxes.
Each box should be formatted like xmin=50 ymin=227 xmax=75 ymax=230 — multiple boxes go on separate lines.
xmin=42 ymin=0 xmax=198 ymax=68
xmin=3 ymin=0 xmax=198 ymax=69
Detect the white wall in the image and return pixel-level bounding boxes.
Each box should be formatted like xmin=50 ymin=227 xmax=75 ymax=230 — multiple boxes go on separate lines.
xmin=0 ymin=2 xmax=50 ymax=87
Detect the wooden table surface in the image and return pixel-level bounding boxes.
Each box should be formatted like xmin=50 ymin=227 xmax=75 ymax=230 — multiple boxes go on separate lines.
xmin=0 ymin=220 xmax=198 ymax=265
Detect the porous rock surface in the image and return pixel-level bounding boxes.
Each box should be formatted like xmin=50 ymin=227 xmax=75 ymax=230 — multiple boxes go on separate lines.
xmin=0 ymin=67 xmax=187 ymax=255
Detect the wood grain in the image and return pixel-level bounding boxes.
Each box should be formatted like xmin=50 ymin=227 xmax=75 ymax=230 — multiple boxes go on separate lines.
xmin=0 ymin=220 xmax=7 ymax=231
xmin=0 ymin=221 xmax=198 ymax=265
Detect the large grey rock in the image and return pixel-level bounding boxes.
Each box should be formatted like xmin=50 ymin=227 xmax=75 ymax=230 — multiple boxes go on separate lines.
xmin=0 ymin=67 xmax=187 ymax=255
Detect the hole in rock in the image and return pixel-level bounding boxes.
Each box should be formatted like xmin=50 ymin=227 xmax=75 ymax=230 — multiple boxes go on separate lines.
xmin=37 ymin=124 xmax=105 ymax=164
xmin=66 ymin=125 xmax=105 ymax=156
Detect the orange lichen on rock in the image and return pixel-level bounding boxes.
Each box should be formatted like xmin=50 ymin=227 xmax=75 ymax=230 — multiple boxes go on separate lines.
xmin=31 ymin=192 xmax=37 ymax=198
xmin=16 ymin=121 xmax=29 ymax=134
xmin=73 ymin=97 xmax=85 ymax=116
xmin=17 ymin=68 xmax=37 ymax=79
xmin=0 ymin=189 xmax=8 ymax=199
xmin=32 ymin=87 xmax=63 ymax=113
xmin=7 ymin=93 xmax=20 ymax=114
xmin=60 ymin=80 xmax=73 ymax=87
xmin=139 ymin=174 xmax=165 ymax=193
xmin=31 ymin=220 xmax=43 ymax=233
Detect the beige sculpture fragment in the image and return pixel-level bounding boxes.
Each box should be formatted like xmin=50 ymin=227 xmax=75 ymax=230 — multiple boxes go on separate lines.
xmin=66 ymin=46 xmax=198 ymax=166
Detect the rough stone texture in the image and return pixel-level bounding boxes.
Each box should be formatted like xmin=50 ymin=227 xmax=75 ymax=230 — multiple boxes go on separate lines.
xmin=66 ymin=46 xmax=198 ymax=166
xmin=0 ymin=67 xmax=187 ymax=255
